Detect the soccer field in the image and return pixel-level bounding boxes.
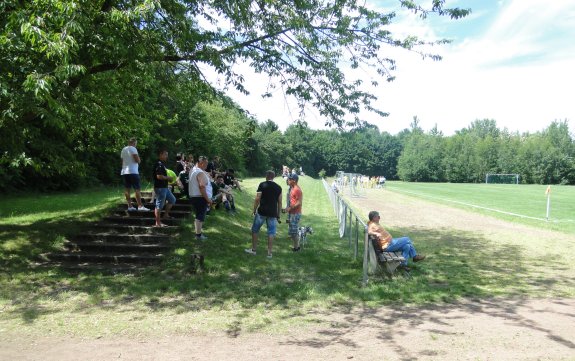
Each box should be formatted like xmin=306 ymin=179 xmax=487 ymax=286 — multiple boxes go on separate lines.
xmin=382 ymin=181 xmax=575 ymax=234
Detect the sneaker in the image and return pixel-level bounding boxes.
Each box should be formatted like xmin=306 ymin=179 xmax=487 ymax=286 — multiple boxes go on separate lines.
xmin=196 ymin=234 xmax=208 ymax=241
xmin=137 ymin=206 xmax=150 ymax=211
xmin=292 ymin=247 xmax=301 ymax=252
xmin=127 ymin=207 xmax=137 ymax=212
xmin=267 ymin=254 xmax=273 ymax=259
xmin=244 ymin=248 xmax=256 ymax=255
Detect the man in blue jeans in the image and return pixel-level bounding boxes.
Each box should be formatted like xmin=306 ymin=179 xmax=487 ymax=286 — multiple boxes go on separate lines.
xmin=245 ymin=170 xmax=282 ymax=259
xmin=152 ymin=150 xmax=176 ymax=227
xmin=367 ymin=210 xmax=425 ymax=271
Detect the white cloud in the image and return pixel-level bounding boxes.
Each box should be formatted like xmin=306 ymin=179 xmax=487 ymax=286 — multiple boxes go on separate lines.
xmin=356 ymin=0 xmax=575 ymax=134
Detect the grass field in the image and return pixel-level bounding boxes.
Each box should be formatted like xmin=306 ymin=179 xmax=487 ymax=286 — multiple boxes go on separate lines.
xmin=382 ymin=181 xmax=575 ymax=234
xmin=1 ymin=178 xmax=574 ymax=338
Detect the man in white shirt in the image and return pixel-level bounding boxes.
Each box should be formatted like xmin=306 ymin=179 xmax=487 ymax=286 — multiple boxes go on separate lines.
xmin=188 ymin=156 xmax=212 ymax=240
xmin=120 ymin=137 xmax=149 ymax=212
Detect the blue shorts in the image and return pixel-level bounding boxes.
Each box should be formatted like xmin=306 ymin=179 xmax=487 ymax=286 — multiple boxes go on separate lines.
xmin=251 ymin=213 xmax=277 ymax=236
xmin=190 ymin=197 xmax=208 ymax=222
xmin=122 ymin=174 xmax=141 ymax=190
xmin=288 ymin=213 xmax=301 ymax=236
xmin=155 ymin=188 xmax=176 ymax=209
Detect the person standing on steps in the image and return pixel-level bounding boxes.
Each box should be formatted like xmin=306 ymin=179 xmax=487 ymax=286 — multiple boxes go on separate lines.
xmin=152 ymin=150 xmax=176 ymax=227
xmin=245 ymin=170 xmax=282 ymax=259
xmin=120 ymin=137 xmax=149 ymax=212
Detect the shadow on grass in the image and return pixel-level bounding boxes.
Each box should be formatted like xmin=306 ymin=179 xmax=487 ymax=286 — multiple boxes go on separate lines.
xmin=1 ymin=181 xmax=573 ymax=340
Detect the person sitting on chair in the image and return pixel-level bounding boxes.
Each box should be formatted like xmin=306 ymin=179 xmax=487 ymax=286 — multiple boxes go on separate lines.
xmin=367 ymin=210 xmax=425 ymax=271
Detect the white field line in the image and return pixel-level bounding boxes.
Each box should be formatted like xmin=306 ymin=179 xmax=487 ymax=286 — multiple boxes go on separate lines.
xmin=387 ymin=187 xmax=551 ymax=222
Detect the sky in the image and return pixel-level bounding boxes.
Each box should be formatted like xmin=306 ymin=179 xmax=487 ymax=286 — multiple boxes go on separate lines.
xmin=208 ymin=0 xmax=575 ymax=135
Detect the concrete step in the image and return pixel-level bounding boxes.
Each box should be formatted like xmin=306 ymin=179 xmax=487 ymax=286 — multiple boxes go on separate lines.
xmin=120 ymin=203 xmax=194 ymax=211
xmin=42 ymin=261 xmax=151 ymax=274
xmin=64 ymin=240 xmax=171 ymax=253
xmin=68 ymin=233 xmax=171 ymax=244
xmin=46 ymin=252 xmax=164 ymax=264
xmin=103 ymin=216 xmax=182 ymax=226
xmin=89 ymin=223 xmax=178 ymax=235
xmin=130 ymin=197 xmax=193 ymax=205
xmin=134 ymin=191 xmax=187 ymax=199
xmin=113 ymin=209 xmax=190 ymax=219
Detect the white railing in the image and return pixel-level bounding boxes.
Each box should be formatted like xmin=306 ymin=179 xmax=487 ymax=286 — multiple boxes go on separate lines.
xmin=322 ymin=178 xmax=372 ymax=286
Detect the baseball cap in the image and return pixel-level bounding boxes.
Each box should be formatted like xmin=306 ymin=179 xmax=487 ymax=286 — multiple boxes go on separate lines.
xmin=288 ymin=173 xmax=299 ymax=181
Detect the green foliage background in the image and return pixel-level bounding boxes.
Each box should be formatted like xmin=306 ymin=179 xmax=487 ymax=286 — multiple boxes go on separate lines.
xmin=1 ymin=1 xmax=573 ymax=190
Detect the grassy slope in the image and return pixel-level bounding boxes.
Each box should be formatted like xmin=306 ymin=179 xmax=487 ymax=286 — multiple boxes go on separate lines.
xmin=0 ymin=178 xmax=573 ymax=337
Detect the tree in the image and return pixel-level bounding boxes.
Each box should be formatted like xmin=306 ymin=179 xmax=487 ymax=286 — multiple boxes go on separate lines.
xmin=245 ymin=120 xmax=291 ymax=176
xmin=397 ymin=131 xmax=444 ymax=182
xmin=1 ymin=0 xmax=470 ymax=189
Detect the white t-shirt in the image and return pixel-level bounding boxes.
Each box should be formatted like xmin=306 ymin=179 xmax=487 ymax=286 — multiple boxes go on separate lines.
xmin=189 ymin=168 xmax=211 ymax=198
xmin=120 ymin=145 xmax=139 ymax=175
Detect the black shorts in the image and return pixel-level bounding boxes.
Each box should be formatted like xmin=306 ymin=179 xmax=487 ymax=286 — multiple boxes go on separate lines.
xmin=190 ymin=197 xmax=208 ymax=222
xmin=122 ymin=174 xmax=141 ymax=190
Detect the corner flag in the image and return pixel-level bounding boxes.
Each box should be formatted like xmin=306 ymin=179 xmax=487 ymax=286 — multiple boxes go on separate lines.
xmin=545 ymin=185 xmax=551 ymax=221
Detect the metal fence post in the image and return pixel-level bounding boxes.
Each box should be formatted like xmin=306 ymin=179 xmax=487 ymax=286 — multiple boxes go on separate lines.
xmin=354 ymin=218 xmax=358 ymax=259
xmin=362 ymin=226 xmax=369 ymax=286
xmin=348 ymin=208 xmax=352 ymax=249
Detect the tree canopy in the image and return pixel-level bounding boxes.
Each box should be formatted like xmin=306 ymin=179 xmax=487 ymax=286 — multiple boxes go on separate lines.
xmin=1 ymin=0 xmax=471 ymax=189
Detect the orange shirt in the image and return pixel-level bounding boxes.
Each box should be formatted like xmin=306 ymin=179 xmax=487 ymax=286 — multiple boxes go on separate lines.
xmin=289 ymin=185 xmax=302 ymax=214
xmin=367 ymin=221 xmax=392 ymax=250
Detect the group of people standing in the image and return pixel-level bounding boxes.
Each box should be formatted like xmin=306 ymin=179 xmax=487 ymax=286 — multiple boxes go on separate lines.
xmin=119 ymin=138 xmax=238 ymax=237
xmin=122 ymin=138 xmax=422 ymax=270
xmin=120 ymin=137 xmax=303 ymax=253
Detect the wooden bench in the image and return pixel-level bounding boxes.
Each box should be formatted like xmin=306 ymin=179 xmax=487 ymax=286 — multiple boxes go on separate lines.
xmin=368 ymin=235 xmax=406 ymax=278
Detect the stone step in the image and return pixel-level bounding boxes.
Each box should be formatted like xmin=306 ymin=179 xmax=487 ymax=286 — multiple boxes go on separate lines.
xmin=103 ymin=216 xmax=182 ymax=226
xmin=113 ymin=209 xmax=190 ymax=219
xmin=121 ymin=203 xmax=194 ymax=211
xmin=64 ymin=240 xmax=171 ymax=253
xmin=89 ymin=223 xmax=178 ymax=235
xmin=136 ymin=191 xmax=187 ymax=199
xmin=69 ymin=233 xmax=172 ymax=244
xmin=42 ymin=253 xmax=204 ymax=274
xmin=130 ymin=197 xmax=193 ymax=205
xmin=43 ymin=261 xmax=151 ymax=274
xmin=46 ymin=252 xmax=164 ymax=264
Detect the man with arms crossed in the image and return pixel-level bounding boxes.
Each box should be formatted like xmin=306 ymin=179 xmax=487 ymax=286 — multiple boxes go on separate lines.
xmin=120 ymin=137 xmax=149 ymax=212
xmin=245 ymin=170 xmax=282 ymax=259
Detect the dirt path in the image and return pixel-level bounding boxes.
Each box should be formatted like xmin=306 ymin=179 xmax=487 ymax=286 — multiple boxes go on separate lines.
xmin=2 ymin=188 xmax=575 ymax=360
xmin=2 ymin=297 xmax=574 ymax=361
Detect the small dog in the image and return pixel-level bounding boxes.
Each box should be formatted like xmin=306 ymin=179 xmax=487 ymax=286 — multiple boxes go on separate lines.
xmin=298 ymin=226 xmax=313 ymax=248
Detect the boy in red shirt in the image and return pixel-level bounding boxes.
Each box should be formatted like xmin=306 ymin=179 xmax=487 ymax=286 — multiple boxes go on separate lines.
xmin=284 ymin=174 xmax=303 ymax=251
